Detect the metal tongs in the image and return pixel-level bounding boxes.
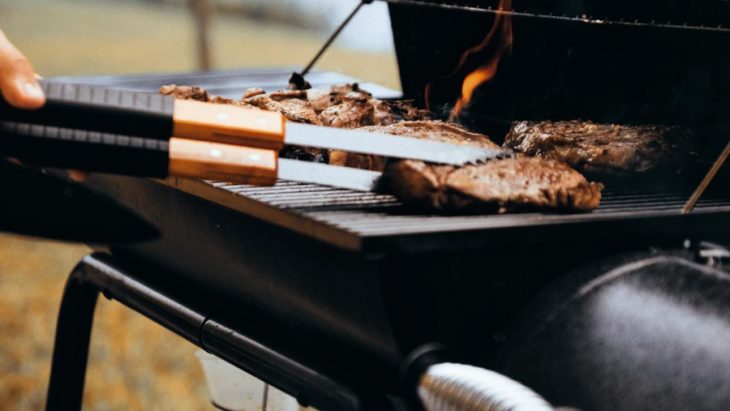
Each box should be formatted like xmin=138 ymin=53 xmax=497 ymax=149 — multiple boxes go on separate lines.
xmin=0 ymin=81 xmax=511 ymax=191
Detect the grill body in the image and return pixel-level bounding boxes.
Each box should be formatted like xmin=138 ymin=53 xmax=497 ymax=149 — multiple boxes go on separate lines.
xmin=62 ymin=9 xmax=730 ymax=401
xmin=89 ymin=173 xmax=660 ymax=394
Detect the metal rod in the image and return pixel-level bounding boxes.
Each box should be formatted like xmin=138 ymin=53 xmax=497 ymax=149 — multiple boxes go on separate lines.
xmin=46 ymin=257 xmax=101 ymax=411
xmin=684 ymin=139 xmax=730 ymax=213
xmin=299 ymin=0 xmax=373 ymax=77
xmin=378 ymin=0 xmax=730 ymax=33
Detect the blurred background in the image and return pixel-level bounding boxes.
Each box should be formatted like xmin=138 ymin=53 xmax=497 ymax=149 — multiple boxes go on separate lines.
xmin=0 ymin=0 xmax=400 ymax=409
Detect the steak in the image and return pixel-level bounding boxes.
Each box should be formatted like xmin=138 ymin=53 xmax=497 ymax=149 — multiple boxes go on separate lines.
xmin=319 ymin=94 xmax=375 ymax=129
xmin=359 ymin=121 xmax=602 ymax=213
xmin=159 ymin=85 xmax=251 ymax=107
xmin=243 ymin=90 xmax=322 ymax=125
xmin=385 ymin=158 xmax=603 ymax=214
xmin=504 ymin=120 xmax=694 ymax=175
xmin=313 ymin=84 xmax=432 ymax=127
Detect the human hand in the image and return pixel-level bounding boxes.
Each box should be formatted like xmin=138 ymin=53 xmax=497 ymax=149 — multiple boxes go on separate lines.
xmin=0 ymin=29 xmax=45 ymax=109
xmin=0 ymin=30 xmax=88 ymax=180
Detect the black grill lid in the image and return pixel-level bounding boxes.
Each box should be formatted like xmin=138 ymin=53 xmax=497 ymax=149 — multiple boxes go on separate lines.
xmin=388 ymin=0 xmax=730 ymax=154
xmin=385 ymin=0 xmax=730 ymax=27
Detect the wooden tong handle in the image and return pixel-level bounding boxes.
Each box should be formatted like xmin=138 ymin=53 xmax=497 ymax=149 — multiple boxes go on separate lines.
xmin=168 ymin=138 xmax=278 ymax=185
xmin=172 ymin=100 xmax=286 ymax=150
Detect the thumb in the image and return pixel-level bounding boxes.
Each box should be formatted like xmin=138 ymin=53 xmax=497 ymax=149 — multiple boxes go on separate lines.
xmin=0 ymin=30 xmax=45 ymax=110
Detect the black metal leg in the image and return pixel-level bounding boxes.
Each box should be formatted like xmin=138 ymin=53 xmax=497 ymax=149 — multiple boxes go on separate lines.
xmin=43 ymin=252 xmax=368 ymax=411
xmin=45 ymin=254 xmax=100 ymax=411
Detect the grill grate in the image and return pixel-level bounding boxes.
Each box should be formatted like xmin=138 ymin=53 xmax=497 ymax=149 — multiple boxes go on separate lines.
xmin=212 ymin=177 xmax=730 ymax=214
xmin=176 ymin=174 xmax=730 ymax=248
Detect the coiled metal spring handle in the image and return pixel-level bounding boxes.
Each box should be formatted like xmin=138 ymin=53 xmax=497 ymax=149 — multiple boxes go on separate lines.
xmin=418 ymin=363 xmax=557 ymax=411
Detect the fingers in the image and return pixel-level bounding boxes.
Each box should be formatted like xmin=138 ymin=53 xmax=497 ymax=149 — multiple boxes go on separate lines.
xmin=0 ymin=29 xmax=45 ymax=109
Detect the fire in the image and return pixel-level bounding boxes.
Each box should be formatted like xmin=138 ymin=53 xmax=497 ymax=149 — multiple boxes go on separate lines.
xmin=448 ymin=0 xmax=513 ymax=122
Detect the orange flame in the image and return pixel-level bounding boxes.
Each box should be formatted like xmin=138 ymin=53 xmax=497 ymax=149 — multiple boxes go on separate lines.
xmin=448 ymin=0 xmax=513 ymax=122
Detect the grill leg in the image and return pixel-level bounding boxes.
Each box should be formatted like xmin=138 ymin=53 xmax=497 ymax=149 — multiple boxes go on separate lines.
xmin=45 ymin=255 xmax=101 ymax=411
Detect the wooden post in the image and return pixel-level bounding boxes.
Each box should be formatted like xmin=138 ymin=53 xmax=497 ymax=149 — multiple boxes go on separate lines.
xmin=189 ymin=0 xmax=213 ymax=71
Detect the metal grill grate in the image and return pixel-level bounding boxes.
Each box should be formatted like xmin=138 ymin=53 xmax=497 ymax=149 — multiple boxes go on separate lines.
xmin=210 ymin=179 xmax=730 ymax=214
xmin=175 ymin=175 xmax=730 ymax=251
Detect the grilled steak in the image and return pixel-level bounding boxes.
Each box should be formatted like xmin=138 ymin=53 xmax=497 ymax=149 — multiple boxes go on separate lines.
xmin=385 ymin=158 xmax=603 ymax=214
xmin=159 ymin=85 xmax=210 ymax=102
xmin=159 ymin=85 xmax=251 ymax=107
xmin=504 ymin=120 xmax=694 ymax=175
xmin=320 ymin=95 xmax=375 ymax=129
xmin=243 ymin=90 xmax=322 ymax=125
xmin=353 ymin=121 xmax=602 ymax=213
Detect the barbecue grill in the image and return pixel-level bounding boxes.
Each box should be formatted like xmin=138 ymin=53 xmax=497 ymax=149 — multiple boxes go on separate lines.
xmin=42 ymin=1 xmax=730 ymax=410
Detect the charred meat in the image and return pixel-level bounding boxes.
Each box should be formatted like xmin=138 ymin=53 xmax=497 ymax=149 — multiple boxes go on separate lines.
xmin=385 ymin=157 xmax=603 ymax=214
xmin=504 ymin=120 xmax=694 ymax=175
xmin=159 ymin=85 xmax=210 ymax=102
xmin=243 ymin=90 xmax=322 ymax=125
xmin=159 ymin=85 xmax=251 ymax=107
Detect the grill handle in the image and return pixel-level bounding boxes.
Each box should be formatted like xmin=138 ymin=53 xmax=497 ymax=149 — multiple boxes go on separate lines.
xmin=418 ymin=363 xmax=557 ymax=411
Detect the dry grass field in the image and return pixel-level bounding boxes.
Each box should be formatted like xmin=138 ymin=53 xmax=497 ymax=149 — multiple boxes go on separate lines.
xmin=0 ymin=1 xmax=400 ymax=409
xmin=0 ymin=234 xmax=211 ymax=410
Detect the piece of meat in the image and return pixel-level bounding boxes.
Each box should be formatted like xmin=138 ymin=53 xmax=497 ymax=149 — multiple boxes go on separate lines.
xmin=371 ymin=100 xmax=433 ymax=126
xmin=243 ymin=87 xmax=266 ymax=99
xmin=268 ymin=90 xmax=309 ymax=101
xmin=306 ymin=88 xmax=336 ymax=113
xmin=329 ymin=150 xmax=386 ymax=171
xmin=160 ymin=85 xmax=253 ymax=107
xmin=320 ymin=100 xmax=375 ymax=128
xmin=319 ymin=91 xmax=432 ymax=128
xmin=385 ymin=157 xmax=603 ymax=214
xmin=306 ymin=84 xmax=371 ymax=113
xmin=159 ymin=85 xmax=210 ymax=102
xmin=504 ymin=120 xmax=694 ymax=175
xmin=328 ymin=121 xmax=499 ymax=171
xmin=244 ymin=93 xmax=321 ymax=125
xmin=331 ymin=83 xmax=369 ymax=96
